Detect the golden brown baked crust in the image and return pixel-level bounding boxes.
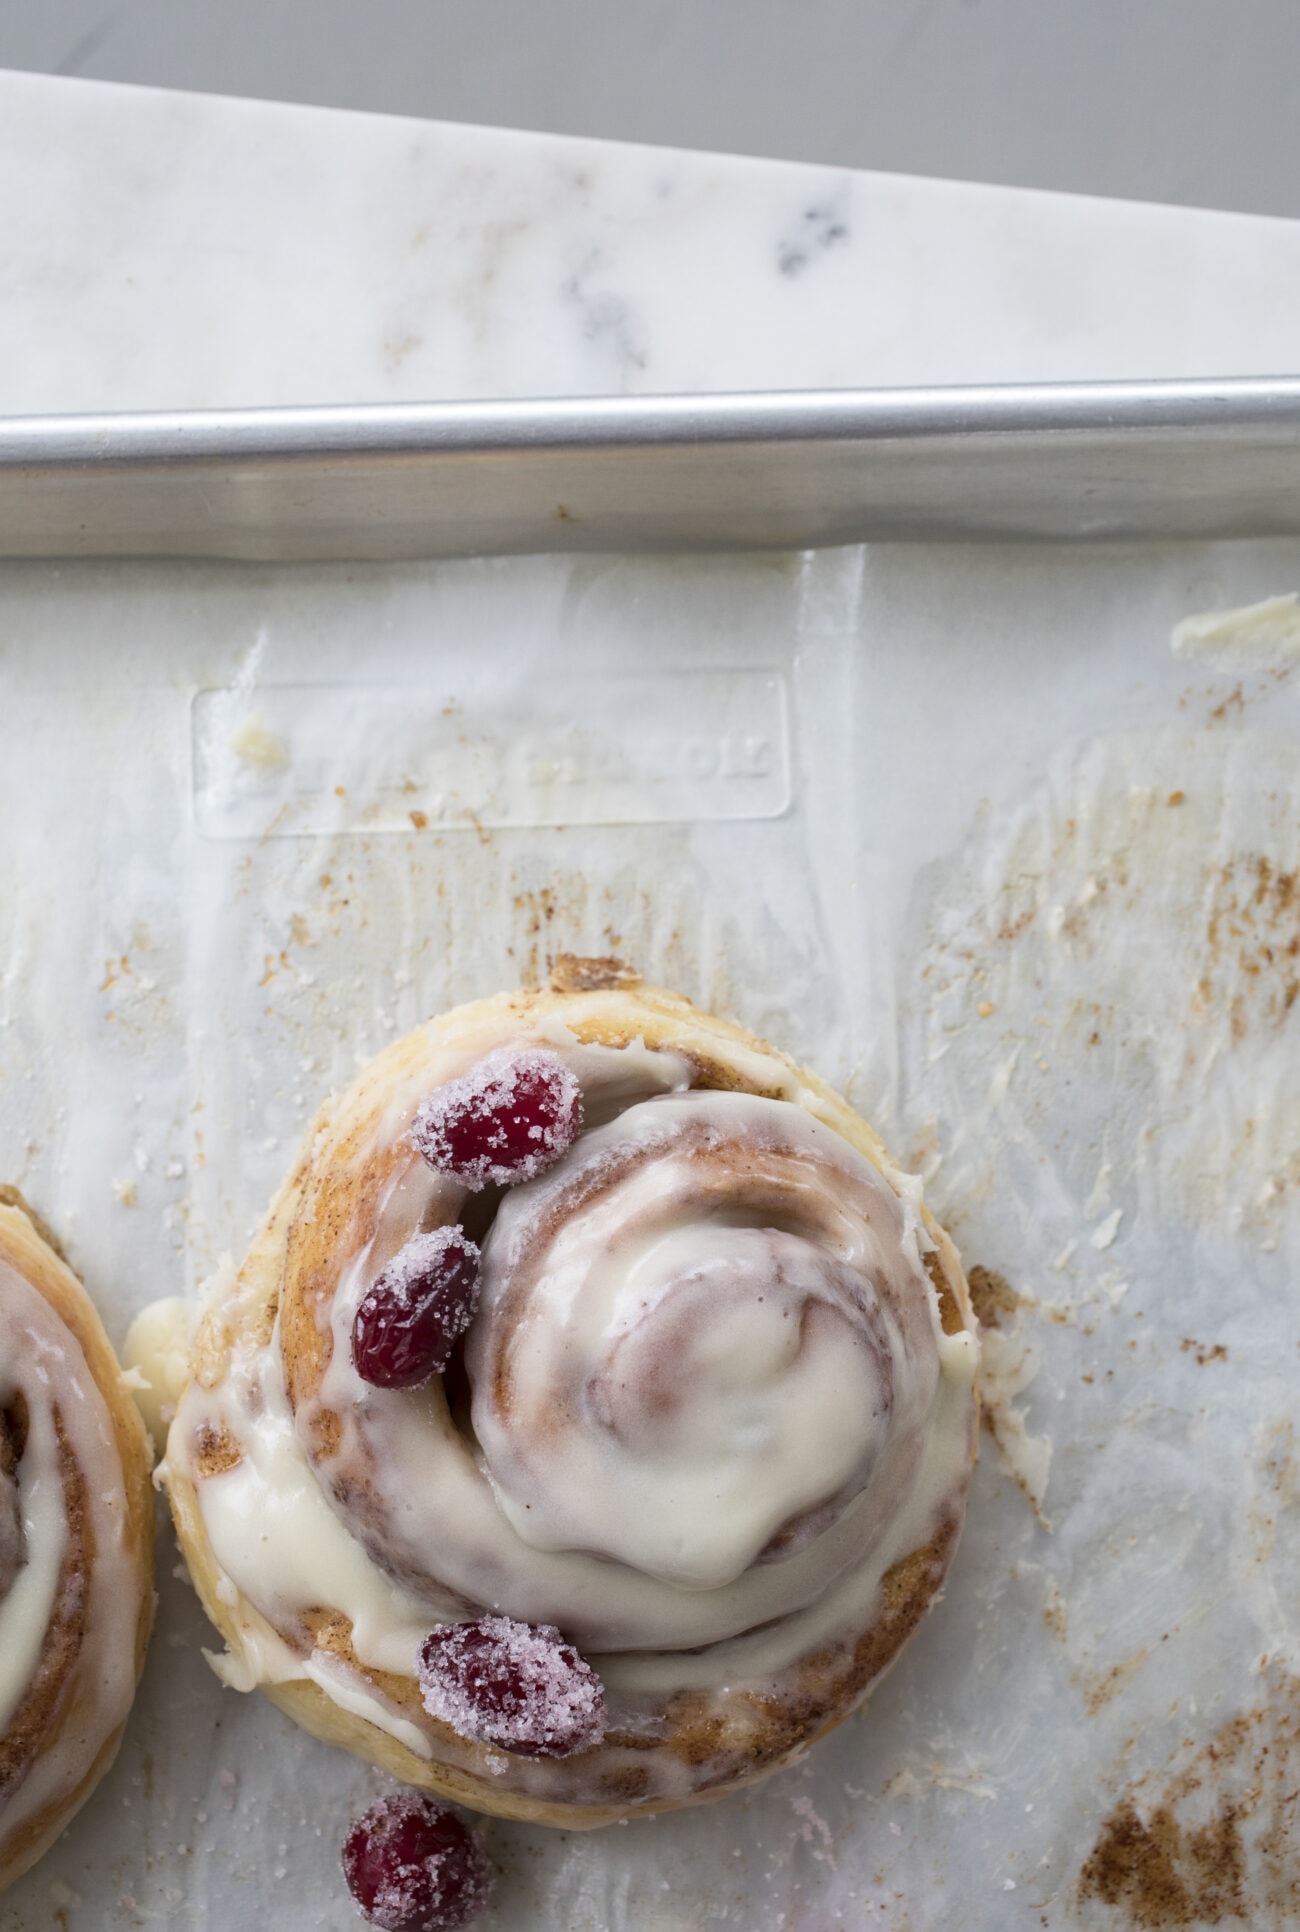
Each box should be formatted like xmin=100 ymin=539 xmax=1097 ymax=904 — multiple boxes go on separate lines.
xmin=164 ymin=971 xmax=977 ymax=1827
xmin=0 ymin=1195 xmax=155 ymax=1891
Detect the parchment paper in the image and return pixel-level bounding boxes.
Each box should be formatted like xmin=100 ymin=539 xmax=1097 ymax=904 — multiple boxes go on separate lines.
xmin=3 ymin=536 xmax=1298 ymax=1931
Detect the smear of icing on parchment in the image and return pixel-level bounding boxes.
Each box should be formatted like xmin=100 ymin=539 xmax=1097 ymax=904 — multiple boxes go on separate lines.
xmin=1171 ymin=591 xmax=1300 ymax=669
xmin=911 ymin=725 xmax=1300 ymax=1253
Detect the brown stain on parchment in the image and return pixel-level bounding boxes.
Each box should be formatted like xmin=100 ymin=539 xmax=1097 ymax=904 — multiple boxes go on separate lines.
xmin=1043 ymin=1582 xmax=1069 ymax=1643
xmin=548 ymin=953 xmax=642 ymax=994
xmin=965 ymin=1264 xmax=1054 ymax=1528
xmin=1082 ymin=1797 xmax=1247 ymax=1926
xmin=1076 ymin=1648 xmax=1151 ymax=1717
xmin=1180 ymin=1338 xmax=1229 ymax=1367
xmin=1200 ymin=856 xmax=1300 ymax=1043
xmin=958 ymin=788 xmax=1297 ymax=1085
xmin=1077 ymin=1664 xmax=1300 ymax=1926
xmin=509 ymin=872 xmax=655 ymax=990
xmin=1259 ymin=1419 xmax=1300 ymax=1510
xmin=967 ymin=1264 xmax=1023 ymax=1329
xmin=512 ymin=880 xmax=588 ymax=986
xmin=1208 ymin=682 xmax=1245 ymax=723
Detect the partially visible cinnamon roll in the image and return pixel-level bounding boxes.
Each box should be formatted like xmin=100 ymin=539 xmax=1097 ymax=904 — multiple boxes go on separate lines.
xmin=0 ymin=1193 xmax=155 ymax=1891
xmin=163 ymin=975 xmax=978 ymax=1826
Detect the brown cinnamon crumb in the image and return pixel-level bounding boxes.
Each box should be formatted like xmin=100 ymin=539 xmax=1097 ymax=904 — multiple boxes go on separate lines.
xmin=1080 ymin=1798 xmax=1246 ymax=1926
xmin=547 ymin=954 xmax=642 ymax=994
xmin=1179 ymin=1338 xmax=1228 ymax=1366
xmin=966 ymin=1264 xmax=1023 ymax=1330
xmin=305 ymin=1407 xmax=342 ymax=1459
xmin=924 ymin=1251 xmax=967 ymax=1336
xmin=1209 ymin=684 xmax=1245 ymax=722
xmin=1077 ymin=1649 xmax=1150 ymax=1716
xmin=1079 ymin=1664 xmax=1300 ymax=1924
xmin=191 ymin=1422 xmax=242 ymax=1478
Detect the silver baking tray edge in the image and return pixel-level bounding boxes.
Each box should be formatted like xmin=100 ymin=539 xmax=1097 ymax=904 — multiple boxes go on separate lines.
xmin=3 ymin=376 xmax=1300 ymax=560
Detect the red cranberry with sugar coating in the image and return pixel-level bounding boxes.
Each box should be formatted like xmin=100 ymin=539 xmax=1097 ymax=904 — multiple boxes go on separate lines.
xmin=352 ymin=1228 xmax=480 ymax=1390
xmin=418 ymin=1615 xmax=607 ymax=1759
xmin=342 ymin=1792 xmax=492 ymax=1931
xmin=410 ymin=1048 xmax=581 ymax=1190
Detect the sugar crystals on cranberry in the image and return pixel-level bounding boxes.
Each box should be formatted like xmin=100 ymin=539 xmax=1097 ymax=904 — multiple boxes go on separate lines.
xmin=418 ymin=1615 xmax=607 ymax=1759
xmin=411 ymin=1048 xmax=581 ymax=1190
xmin=342 ymin=1792 xmax=493 ymax=1932
xmin=352 ymin=1228 xmax=481 ymax=1390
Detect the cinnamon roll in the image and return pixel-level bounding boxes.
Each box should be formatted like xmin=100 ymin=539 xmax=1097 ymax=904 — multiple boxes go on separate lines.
xmin=0 ymin=1192 xmax=155 ymax=1890
xmin=162 ymin=975 xmax=978 ymax=1826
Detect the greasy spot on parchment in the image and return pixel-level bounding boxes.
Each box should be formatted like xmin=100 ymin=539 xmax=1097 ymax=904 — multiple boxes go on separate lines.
xmin=1078 ymin=1664 xmax=1300 ymax=1926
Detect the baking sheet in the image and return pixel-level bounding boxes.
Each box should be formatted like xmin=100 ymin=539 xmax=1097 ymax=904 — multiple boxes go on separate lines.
xmin=3 ymin=536 xmax=1298 ymax=1930
xmin=11 ymin=380 xmax=1300 ymax=559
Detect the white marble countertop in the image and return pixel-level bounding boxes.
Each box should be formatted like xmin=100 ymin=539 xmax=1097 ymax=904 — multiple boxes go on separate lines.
xmin=4 ymin=65 xmax=1300 ymax=417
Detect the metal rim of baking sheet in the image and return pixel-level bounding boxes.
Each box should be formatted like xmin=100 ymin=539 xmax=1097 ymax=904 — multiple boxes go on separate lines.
xmin=4 ymin=376 xmax=1300 ymax=561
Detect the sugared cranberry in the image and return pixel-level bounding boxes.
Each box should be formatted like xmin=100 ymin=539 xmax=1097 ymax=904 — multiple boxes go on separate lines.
xmin=342 ymin=1792 xmax=493 ymax=1932
xmin=411 ymin=1048 xmax=582 ymax=1190
xmin=352 ymin=1229 xmax=480 ymax=1390
xmin=418 ymin=1615 xmax=607 ymax=1759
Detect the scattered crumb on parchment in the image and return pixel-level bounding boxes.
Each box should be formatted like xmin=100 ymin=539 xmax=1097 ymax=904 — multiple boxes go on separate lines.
xmin=1078 ymin=1662 xmax=1300 ymax=1928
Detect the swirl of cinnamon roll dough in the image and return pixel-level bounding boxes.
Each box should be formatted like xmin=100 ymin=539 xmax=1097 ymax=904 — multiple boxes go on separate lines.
xmin=0 ymin=1193 xmax=155 ymax=1892
xmin=162 ymin=975 xmax=978 ymax=1827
